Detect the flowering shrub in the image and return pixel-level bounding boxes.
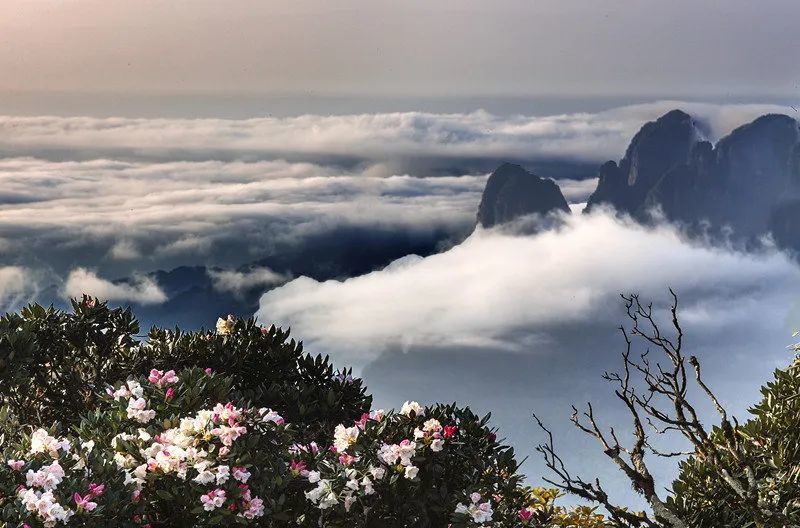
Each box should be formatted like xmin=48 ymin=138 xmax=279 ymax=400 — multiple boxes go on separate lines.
xmin=0 ymin=298 xmax=371 ymax=445
xmin=0 ymin=301 xmax=616 ymax=527
xmin=292 ymin=401 xmax=529 ymax=527
xmin=1 ymin=367 xmax=296 ymax=527
xmin=0 ymin=426 xmax=135 ymax=527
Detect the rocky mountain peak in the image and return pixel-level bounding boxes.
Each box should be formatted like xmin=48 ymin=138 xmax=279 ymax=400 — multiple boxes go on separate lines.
xmin=477 ymin=163 xmax=570 ymax=228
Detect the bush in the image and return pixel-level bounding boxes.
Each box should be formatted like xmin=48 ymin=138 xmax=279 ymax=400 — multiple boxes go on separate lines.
xmin=0 ymin=367 xmax=295 ymax=527
xmin=669 ymin=355 xmax=800 ymax=527
xmin=534 ymin=293 xmax=800 ymax=528
xmin=0 ymin=298 xmax=371 ymax=444
xmin=0 ymin=298 xmax=610 ymax=527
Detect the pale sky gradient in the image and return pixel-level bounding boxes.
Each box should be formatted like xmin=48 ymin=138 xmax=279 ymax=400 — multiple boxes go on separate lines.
xmin=1 ymin=0 xmax=799 ymax=116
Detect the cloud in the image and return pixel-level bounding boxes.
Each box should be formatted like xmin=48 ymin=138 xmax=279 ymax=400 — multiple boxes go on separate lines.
xmin=257 ymin=209 xmax=800 ymax=364
xmin=0 ymin=102 xmax=793 ymax=169
xmin=256 ymin=209 xmax=800 ymax=506
xmin=554 ymin=177 xmax=597 ymax=204
xmin=0 ymin=100 xmax=795 ymax=289
xmin=63 ymin=267 xmax=167 ymax=304
xmin=208 ymin=266 xmax=291 ymax=296
xmin=0 ymin=158 xmax=483 ymax=278
xmin=108 ymin=239 xmax=141 ymax=260
xmin=0 ymin=266 xmax=38 ymax=311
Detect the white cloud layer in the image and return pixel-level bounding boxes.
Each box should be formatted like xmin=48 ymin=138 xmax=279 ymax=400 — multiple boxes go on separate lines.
xmin=0 ymin=100 xmax=794 ymax=281
xmin=0 ymin=101 xmax=793 ymax=165
xmin=0 ymin=157 xmax=484 ymax=277
xmin=257 ymin=209 xmax=800 ymax=365
xmin=0 ymin=266 xmax=37 ymax=311
xmin=63 ymin=268 xmax=167 ymax=305
xmin=209 ymin=266 xmax=291 ymax=296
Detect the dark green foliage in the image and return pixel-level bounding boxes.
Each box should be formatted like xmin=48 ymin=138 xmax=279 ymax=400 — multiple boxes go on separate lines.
xmin=0 ymin=297 xmax=371 ymax=444
xmin=669 ymin=356 xmax=800 ymax=527
xmin=292 ymin=403 xmax=527 ymax=528
xmin=0 ymin=299 xmax=140 ymax=426
xmin=143 ymin=319 xmax=371 ymax=444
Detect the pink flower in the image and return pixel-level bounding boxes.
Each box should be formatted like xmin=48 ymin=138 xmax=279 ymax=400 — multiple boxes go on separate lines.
xmin=443 ymin=425 xmax=457 ymax=438
xmin=88 ymin=483 xmax=105 ymax=497
xmin=338 ymin=453 xmax=356 ymax=466
xmin=200 ymin=489 xmax=226 ymax=511
xmin=355 ymin=412 xmax=371 ymax=429
xmin=161 ymin=370 xmax=178 ymax=385
xmin=518 ymin=508 xmax=534 ymax=521
xmin=6 ymin=459 xmax=24 ymax=471
xmin=165 ymin=387 xmax=175 ymax=400
xmin=290 ymin=459 xmax=307 ymax=477
xmin=204 ymin=368 xmax=213 ymax=375
xmin=73 ymin=492 xmax=98 ymax=511
xmin=232 ymin=466 xmax=251 ymax=483
xmin=242 ymin=496 xmax=265 ymax=519
xmin=148 ymin=369 xmax=178 ymax=387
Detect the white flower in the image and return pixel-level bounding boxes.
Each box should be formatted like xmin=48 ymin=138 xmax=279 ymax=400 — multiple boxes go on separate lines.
xmin=404 ymin=465 xmax=419 ymax=480
xmin=368 ymin=465 xmax=385 ymax=480
xmin=307 ymin=470 xmax=321 ymax=483
xmin=430 ymin=438 xmax=445 ymax=452
xmin=456 ymin=492 xmax=494 ymax=523
xmin=126 ymin=397 xmax=156 ymax=424
xmin=215 ymin=465 xmax=230 ymax=484
xmin=216 ymin=315 xmax=235 ymax=335
xmin=29 ymin=429 xmax=68 ymax=458
xmin=193 ymin=471 xmax=214 ymax=485
xmin=333 ymin=424 xmax=360 ymax=452
xmin=305 ymin=479 xmax=338 ymax=509
xmin=400 ymin=401 xmax=424 ymax=417
xmin=361 ymin=476 xmax=375 ymax=495
xmin=422 ymin=418 xmax=442 ymax=433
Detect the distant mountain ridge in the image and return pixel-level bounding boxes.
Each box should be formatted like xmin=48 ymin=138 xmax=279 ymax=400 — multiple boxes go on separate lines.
xmin=479 ymin=109 xmax=800 ymax=253
xmin=88 ymin=110 xmax=800 ymax=331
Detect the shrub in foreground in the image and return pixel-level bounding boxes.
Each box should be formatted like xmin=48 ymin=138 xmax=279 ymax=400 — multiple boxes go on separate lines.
xmin=0 ymin=298 xmax=371 ymax=444
xmin=0 ymin=299 xmax=609 ymax=527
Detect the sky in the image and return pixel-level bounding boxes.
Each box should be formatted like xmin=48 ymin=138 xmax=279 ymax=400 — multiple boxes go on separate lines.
xmin=1 ymin=0 xmax=799 ymax=116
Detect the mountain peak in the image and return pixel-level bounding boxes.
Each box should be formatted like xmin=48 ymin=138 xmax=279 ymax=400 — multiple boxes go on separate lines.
xmin=477 ymin=164 xmax=570 ymax=228
xmin=585 ymin=109 xmax=698 ymax=214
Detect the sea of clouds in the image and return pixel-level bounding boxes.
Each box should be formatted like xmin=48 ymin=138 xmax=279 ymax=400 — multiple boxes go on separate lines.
xmin=1 ymin=99 xmax=796 ymax=310
xmin=257 ymin=209 xmax=800 ymax=505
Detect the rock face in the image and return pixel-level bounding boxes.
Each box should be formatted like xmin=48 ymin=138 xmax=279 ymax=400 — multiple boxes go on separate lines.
xmin=585 ymin=109 xmax=699 ymax=214
xmin=477 ymin=163 xmax=570 ymax=228
xmin=586 ymin=110 xmax=800 ymax=251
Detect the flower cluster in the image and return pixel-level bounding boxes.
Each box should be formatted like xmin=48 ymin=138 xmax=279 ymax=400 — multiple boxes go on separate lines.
xmin=301 ymin=402 xmax=465 ymax=521
xmin=106 ymin=375 xmax=286 ymax=523
xmin=455 ymin=492 xmax=494 ymax=525
xmin=5 ymin=429 xmax=106 ymax=527
xmin=109 ymin=380 xmax=157 ymax=424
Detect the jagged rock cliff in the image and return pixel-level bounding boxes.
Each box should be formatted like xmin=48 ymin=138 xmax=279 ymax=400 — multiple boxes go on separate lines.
xmin=585 ymin=109 xmax=800 ymax=250
xmin=585 ymin=109 xmax=700 ymax=214
xmin=476 ymin=163 xmax=570 ymax=228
